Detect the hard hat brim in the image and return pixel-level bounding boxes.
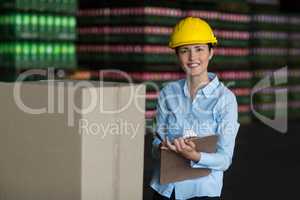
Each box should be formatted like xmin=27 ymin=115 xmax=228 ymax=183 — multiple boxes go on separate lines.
xmin=169 ymin=39 xmax=218 ymax=49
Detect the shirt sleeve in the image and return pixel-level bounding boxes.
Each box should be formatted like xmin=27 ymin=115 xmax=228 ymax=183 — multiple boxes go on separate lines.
xmin=151 ymin=89 xmax=169 ymax=160
xmin=191 ymin=92 xmax=240 ymax=171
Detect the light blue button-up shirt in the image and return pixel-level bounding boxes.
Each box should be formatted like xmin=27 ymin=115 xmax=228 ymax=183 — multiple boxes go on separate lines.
xmin=150 ymin=72 xmax=240 ymax=200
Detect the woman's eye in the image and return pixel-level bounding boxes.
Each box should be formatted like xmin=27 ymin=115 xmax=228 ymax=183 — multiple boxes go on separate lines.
xmin=179 ymin=49 xmax=188 ymax=54
xmin=196 ymin=48 xmax=203 ymax=52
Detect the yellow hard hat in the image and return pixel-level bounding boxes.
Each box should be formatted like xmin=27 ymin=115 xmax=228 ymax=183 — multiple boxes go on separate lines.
xmin=169 ymin=17 xmax=218 ymax=49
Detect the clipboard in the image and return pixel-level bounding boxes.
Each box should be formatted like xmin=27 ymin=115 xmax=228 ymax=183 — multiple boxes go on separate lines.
xmin=160 ymin=135 xmax=218 ymax=184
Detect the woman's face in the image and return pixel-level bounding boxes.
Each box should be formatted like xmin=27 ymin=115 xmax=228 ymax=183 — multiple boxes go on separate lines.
xmin=177 ymin=44 xmax=213 ymax=77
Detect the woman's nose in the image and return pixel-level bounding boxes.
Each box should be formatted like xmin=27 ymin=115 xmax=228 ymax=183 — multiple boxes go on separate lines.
xmin=188 ymin=51 xmax=197 ymax=61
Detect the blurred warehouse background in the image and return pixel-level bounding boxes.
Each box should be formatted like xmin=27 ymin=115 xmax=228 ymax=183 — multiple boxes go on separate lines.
xmin=0 ymin=0 xmax=299 ymax=199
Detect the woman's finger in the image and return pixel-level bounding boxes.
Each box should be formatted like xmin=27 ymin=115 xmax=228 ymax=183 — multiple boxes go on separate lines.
xmin=186 ymin=140 xmax=196 ymax=149
xmin=166 ymin=138 xmax=177 ymax=152
xmin=173 ymin=139 xmax=182 ymax=152
xmin=160 ymin=146 xmax=169 ymax=150
xmin=179 ymin=138 xmax=187 ymax=150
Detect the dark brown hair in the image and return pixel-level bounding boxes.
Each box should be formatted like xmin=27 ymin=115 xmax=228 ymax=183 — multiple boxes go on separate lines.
xmin=175 ymin=43 xmax=213 ymax=54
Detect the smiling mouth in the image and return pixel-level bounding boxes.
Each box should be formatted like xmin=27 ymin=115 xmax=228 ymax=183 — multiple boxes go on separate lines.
xmin=187 ymin=63 xmax=200 ymax=68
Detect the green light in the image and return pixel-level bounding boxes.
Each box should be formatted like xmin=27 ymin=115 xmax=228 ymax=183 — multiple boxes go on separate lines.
xmin=23 ymin=15 xmax=30 ymax=25
xmin=31 ymin=15 xmax=38 ymax=25
xmin=31 ymin=44 xmax=38 ymax=54
xmin=39 ymin=15 xmax=46 ymax=26
xmin=15 ymin=14 xmax=22 ymax=25
xmin=69 ymin=17 xmax=76 ymax=27
xmin=46 ymin=44 xmax=53 ymax=54
xmin=68 ymin=44 xmax=75 ymax=54
xmin=39 ymin=44 xmax=46 ymax=53
xmin=54 ymin=44 xmax=60 ymax=54
xmin=24 ymin=43 xmax=30 ymax=54
xmin=62 ymin=17 xmax=68 ymax=26
xmin=54 ymin=16 xmax=61 ymax=26
xmin=61 ymin=44 xmax=68 ymax=55
xmin=15 ymin=43 xmax=22 ymax=54
xmin=47 ymin=16 xmax=54 ymax=26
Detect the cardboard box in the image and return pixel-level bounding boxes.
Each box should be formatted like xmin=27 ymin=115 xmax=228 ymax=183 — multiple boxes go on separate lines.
xmin=0 ymin=81 xmax=145 ymax=200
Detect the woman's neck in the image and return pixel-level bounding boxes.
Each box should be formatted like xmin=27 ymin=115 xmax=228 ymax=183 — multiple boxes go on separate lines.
xmin=187 ymin=72 xmax=210 ymax=99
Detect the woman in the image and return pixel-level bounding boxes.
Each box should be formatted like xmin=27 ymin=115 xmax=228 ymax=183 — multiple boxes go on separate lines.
xmin=150 ymin=17 xmax=240 ymax=200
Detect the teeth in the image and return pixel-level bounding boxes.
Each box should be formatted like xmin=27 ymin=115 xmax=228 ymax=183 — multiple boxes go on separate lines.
xmin=190 ymin=63 xmax=199 ymax=67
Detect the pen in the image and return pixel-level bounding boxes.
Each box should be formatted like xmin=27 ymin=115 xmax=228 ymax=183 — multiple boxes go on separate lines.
xmin=155 ymin=132 xmax=164 ymax=142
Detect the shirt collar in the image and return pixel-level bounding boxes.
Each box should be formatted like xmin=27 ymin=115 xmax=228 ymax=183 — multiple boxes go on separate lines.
xmin=183 ymin=72 xmax=219 ymax=98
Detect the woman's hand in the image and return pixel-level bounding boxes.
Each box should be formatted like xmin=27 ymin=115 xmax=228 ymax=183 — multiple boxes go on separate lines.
xmin=161 ymin=137 xmax=201 ymax=162
xmin=159 ymin=140 xmax=169 ymax=150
